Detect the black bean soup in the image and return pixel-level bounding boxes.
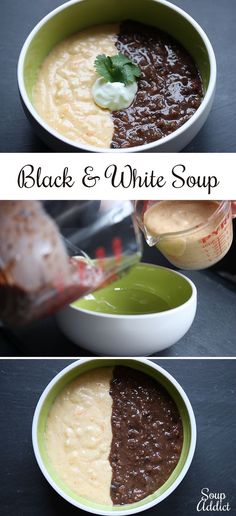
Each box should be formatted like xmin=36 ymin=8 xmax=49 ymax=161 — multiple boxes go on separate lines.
xmin=109 ymin=366 xmax=183 ymax=504
xmin=111 ymin=20 xmax=203 ymax=148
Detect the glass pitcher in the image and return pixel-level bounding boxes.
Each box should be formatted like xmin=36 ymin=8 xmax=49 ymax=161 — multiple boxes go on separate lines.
xmin=0 ymin=200 xmax=142 ymax=325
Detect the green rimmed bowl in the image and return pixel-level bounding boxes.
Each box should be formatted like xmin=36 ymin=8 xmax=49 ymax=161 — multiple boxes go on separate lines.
xmin=56 ymin=264 xmax=197 ymax=356
xmin=18 ymin=0 xmax=216 ymax=153
xmin=32 ymin=358 xmax=197 ymax=514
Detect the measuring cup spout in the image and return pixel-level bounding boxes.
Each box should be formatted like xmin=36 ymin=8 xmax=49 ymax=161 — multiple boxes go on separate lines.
xmin=144 ymin=229 xmax=162 ymax=248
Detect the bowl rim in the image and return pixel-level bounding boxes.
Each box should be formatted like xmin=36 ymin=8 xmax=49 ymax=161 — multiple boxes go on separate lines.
xmin=17 ymin=0 xmax=217 ymax=153
xmin=65 ymin=264 xmax=197 ymax=319
xmin=32 ymin=357 xmax=197 ymax=515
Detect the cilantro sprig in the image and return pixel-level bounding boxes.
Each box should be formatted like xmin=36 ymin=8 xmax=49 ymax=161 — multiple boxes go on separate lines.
xmin=94 ymin=53 xmax=141 ymax=86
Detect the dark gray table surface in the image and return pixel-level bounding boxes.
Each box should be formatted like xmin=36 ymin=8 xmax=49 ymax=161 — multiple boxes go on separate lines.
xmin=0 ymin=0 xmax=235 ymax=152
xmin=1 ymin=358 xmax=235 ymax=515
xmin=0 ymin=242 xmax=236 ymax=357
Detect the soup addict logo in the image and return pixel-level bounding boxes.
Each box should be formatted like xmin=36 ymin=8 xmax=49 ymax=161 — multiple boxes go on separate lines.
xmin=196 ymin=488 xmax=231 ymax=512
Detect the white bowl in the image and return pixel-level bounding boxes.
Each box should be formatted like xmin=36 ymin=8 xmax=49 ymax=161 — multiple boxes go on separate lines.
xmin=56 ymin=264 xmax=197 ymax=355
xmin=32 ymin=357 xmax=197 ymax=514
xmin=18 ymin=0 xmax=216 ymax=152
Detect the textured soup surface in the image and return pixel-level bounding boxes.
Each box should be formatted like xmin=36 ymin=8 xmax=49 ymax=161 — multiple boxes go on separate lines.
xmin=112 ymin=20 xmax=203 ymax=148
xmin=45 ymin=366 xmax=183 ymax=505
xmin=33 ymin=21 xmax=203 ymax=148
xmin=45 ymin=367 xmax=113 ymax=504
xmin=33 ymin=25 xmax=118 ymax=148
xmin=110 ymin=366 xmax=183 ymax=504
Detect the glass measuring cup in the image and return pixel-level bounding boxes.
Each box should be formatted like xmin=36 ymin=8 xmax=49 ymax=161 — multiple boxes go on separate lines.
xmin=0 ymin=201 xmax=142 ymax=325
xmin=135 ymin=200 xmax=235 ymax=270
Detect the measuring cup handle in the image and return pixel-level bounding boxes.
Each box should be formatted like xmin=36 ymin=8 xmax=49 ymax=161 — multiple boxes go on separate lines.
xmin=231 ymin=201 xmax=236 ymax=218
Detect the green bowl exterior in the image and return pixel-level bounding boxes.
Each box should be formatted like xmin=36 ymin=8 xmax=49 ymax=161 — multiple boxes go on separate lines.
xmin=36 ymin=359 xmax=193 ymax=511
xmin=73 ymin=264 xmax=193 ymax=315
xmin=23 ymin=0 xmax=210 ymax=102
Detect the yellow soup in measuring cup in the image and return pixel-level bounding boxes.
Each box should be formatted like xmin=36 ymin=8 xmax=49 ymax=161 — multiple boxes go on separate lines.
xmin=143 ymin=201 xmax=233 ymax=270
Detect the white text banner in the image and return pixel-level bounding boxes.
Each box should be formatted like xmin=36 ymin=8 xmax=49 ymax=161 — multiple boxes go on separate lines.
xmin=0 ymin=153 xmax=235 ymax=200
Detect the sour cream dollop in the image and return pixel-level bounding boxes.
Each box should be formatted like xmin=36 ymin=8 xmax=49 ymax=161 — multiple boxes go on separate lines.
xmin=92 ymin=77 xmax=137 ymax=111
